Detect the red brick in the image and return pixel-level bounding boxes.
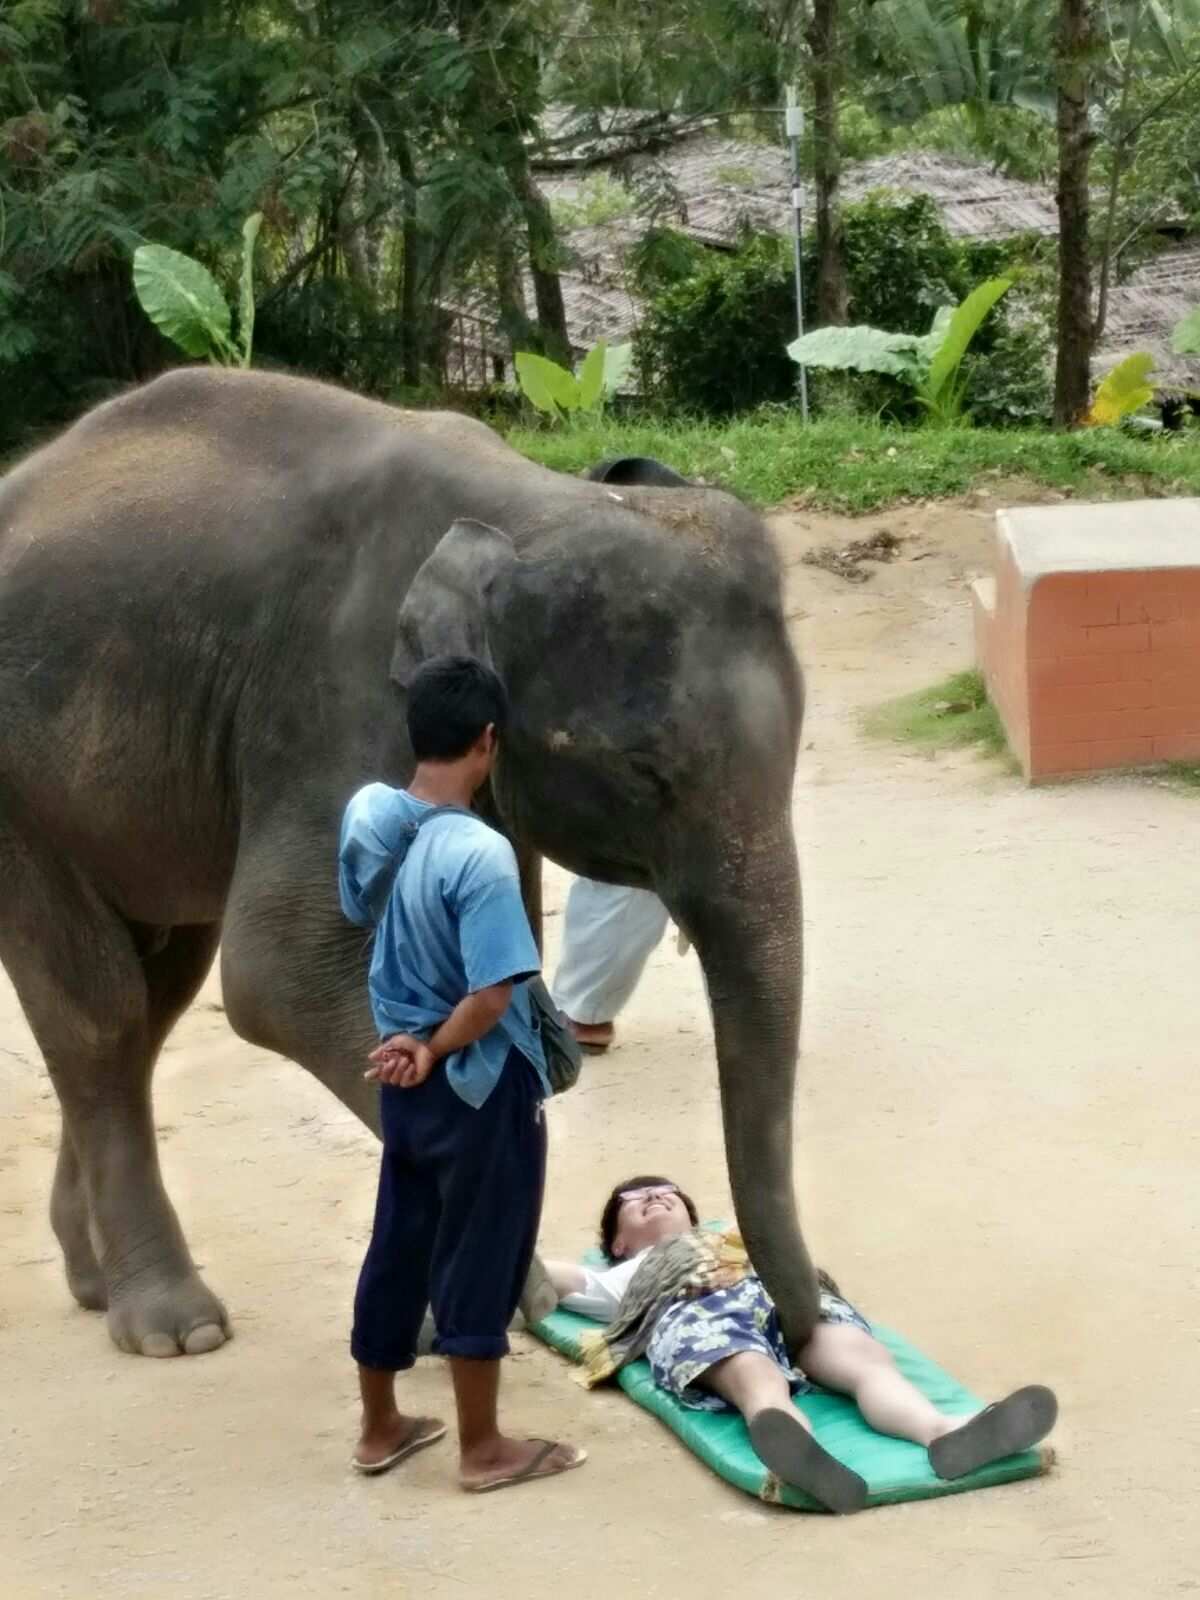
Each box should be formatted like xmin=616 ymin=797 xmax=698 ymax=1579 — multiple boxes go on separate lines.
xmin=1030 ymin=574 xmax=1119 ymax=628
xmin=1029 ymin=624 xmax=1096 ymax=660
xmin=1084 ymin=623 xmax=1151 ymax=655
xmin=1084 ymin=736 xmax=1156 ymax=768
xmin=1117 ymin=652 xmax=1168 ymax=682
xmin=1152 ymin=732 xmax=1200 ymax=761
xmin=1148 ymin=673 xmax=1200 ymax=710
xmin=1029 ymin=735 xmax=1154 ymax=775
xmin=1034 ymin=678 xmax=1154 ymax=718
xmin=1144 ymin=646 xmax=1200 ymax=680
xmin=1030 ymin=655 xmax=1122 ymax=689
xmin=1029 ymin=743 xmax=1095 ymax=776
xmin=1130 ymin=703 xmax=1200 ymax=738
xmin=1146 ymin=568 xmax=1200 ymax=612
xmin=1118 ymin=590 xmax=1182 ymax=625
xmin=1150 ymin=619 xmax=1200 ymax=653
xmin=1038 ymin=707 xmax=1158 ymax=743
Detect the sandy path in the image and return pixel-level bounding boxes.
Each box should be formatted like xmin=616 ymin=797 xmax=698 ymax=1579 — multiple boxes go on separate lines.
xmin=4 ymin=491 xmax=1199 ymax=1598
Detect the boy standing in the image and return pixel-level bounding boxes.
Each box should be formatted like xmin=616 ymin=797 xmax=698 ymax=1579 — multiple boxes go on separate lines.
xmin=338 ymin=655 xmax=585 ymax=1493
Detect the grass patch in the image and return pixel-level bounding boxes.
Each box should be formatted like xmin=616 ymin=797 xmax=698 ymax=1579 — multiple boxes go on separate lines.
xmin=1164 ymin=761 xmax=1200 ymax=791
xmin=862 ymin=670 xmax=1010 ymax=761
xmin=866 ymin=678 xmax=1200 ymax=791
xmin=508 ymin=413 xmax=1200 ymax=513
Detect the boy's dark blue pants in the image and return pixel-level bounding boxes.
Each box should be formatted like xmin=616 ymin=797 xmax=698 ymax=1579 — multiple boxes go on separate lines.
xmin=351 ymin=1048 xmax=546 ymax=1369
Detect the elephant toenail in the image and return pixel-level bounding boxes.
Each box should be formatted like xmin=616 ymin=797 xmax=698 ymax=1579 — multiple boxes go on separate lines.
xmin=184 ymin=1323 xmax=227 ymax=1355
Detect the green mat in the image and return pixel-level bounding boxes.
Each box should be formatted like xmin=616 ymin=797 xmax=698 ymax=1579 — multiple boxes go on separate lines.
xmin=529 ymin=1261 xmax=1052 ymax=1511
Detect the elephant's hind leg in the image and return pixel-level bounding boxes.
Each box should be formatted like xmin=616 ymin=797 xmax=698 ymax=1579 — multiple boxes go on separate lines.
xmin=0 ymin=834 xmax=227 ymax=1356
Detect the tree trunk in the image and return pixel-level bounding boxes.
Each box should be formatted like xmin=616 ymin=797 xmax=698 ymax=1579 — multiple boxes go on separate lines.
xmin=494 ymin=227 xmax=537 ymax=361
xmin=515 ymin=166 xmax=572 ymax=366
xmin=1092 ymin=0 xmax=1144 ymax=347
xmin=397 ymin=135 xmax=421 ymax=389
xmin=1054 ymin=0 xmax=1097 ymax=428
xmin=806 ymin=0 xmax=849 ymax=326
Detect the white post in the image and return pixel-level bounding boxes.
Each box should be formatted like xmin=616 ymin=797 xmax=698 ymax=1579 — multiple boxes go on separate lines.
xmin=785 ymin=85 xmax=809 ymax=424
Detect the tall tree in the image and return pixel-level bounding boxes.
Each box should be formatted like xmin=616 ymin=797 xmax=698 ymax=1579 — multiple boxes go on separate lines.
xmin=1053 ymin=0 xmax=1097 ymax=427
xmin=806 ymin=0 xmax=849 ymax=325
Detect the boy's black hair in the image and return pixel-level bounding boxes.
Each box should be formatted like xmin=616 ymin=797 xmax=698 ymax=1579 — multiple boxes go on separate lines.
xmin=407 ymin=655 xmax=509 ymax=761
xmin=599 ymin=1174 xmax=699 ymax=1262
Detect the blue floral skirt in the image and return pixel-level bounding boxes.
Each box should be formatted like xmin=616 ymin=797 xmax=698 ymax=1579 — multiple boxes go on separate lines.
xmin=646 ymin=1275 xmax=870 ymax=1412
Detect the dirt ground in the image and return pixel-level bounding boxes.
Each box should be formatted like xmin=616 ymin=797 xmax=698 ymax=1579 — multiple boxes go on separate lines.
xmin=4 ymin=487 xmax=1200 ymax=1599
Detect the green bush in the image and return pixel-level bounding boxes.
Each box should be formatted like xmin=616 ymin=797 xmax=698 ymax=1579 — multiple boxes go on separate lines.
xmin=961 ymin=325 xmax=1053 ymax=427
xmin=635 ymin=234 xmax=798 ymax=416
xmin=634 ymin=195 xmax=1050 ymax=423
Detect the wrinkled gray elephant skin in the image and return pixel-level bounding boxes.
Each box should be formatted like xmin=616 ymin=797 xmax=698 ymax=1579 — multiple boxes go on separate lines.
xmin=0 ymin=369 xmax=818 ymax=1359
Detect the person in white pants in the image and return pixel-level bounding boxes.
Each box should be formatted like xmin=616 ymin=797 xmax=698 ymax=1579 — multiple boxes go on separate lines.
xmin=552 ymin=878 xmax=670 ymax=1052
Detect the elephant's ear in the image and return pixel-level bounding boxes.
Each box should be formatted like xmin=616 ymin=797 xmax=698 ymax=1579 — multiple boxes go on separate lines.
xmin=390 ymin=518 xmax=517 ymax=688
xmin=586 ymin=455 xmax=691 ymax=488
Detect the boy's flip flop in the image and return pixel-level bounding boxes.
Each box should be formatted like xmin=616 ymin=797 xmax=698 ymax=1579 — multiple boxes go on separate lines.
xmin=748 ymin=1408 xmax=869 ymax=1514
xmin=351 ymin=1418 xmax=447 ymax=1476
xmin=928 ymin=1385 xmax=1058 ymax=1480
xmin=463 ymin=1439 xmax=588 ymax=1494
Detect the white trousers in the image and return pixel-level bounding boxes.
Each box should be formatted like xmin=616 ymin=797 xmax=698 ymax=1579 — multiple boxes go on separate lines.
xmin=552 ymin=879 xmax=671 ymax=1025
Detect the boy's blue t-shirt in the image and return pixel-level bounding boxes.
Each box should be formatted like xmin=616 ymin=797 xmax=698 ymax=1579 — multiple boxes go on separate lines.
xmin=338 ymin=783 xmax=548 ymax=1108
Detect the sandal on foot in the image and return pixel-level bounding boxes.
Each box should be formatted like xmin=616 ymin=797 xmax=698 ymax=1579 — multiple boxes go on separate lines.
xmin=568 ymin=1020 xmax=614 ymax=1055
xmin=928 ymin=1385 xmax=1058 ymax=1480
xmin=352 ymin=1418 xmax=447 ymax=1477
xmin=463 ymin=1439 xmax=588 ymax=1495
xmin=748 ymin=1408 xmax=868 ymax=1514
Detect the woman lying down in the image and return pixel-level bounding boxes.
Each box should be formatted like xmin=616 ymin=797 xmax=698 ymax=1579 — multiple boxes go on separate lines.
xmin=543 ymin=1176 xmax=1057 ymax=1514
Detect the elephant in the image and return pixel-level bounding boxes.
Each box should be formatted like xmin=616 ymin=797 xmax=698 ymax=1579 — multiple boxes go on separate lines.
xmin=0 ymin=366 xmax=817 ymax=1360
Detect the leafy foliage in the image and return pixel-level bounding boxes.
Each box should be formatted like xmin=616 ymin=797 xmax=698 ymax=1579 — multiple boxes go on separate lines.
xmin=788 ymin=277 xmax=1012 ymax=425
xmin=921 ymin=275 xmax=1012 ymax=421
xmin=132 ymin=213 xmax=261 ymax=366
xmin=514 ymin=338 xmax=632 ymax=419
xmin=784 ymin=323 xmax=937 ymax=380
xmin=132 ymin=245 xmax=235 ymax=362
xmin=638 ymin=199 xmax=1034 ymax=422
xmin=635 ymin=234 xmax=800 ymax=416
xmin=1087 ymin=353 xmax=1157 ymax=426
xmin=0 ymin=0 xmax=589 ymax=450
xmin=2 ymin=0 xmax=1199 ymax=457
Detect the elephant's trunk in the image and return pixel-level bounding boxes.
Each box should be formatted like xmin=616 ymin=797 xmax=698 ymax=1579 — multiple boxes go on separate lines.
xmin=673 ymin=820 xmax=819 ymax=1353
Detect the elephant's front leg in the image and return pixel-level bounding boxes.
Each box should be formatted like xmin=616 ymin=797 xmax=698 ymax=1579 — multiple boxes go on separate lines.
xmin=49 ymin=1128 xmax=107 ymax=1312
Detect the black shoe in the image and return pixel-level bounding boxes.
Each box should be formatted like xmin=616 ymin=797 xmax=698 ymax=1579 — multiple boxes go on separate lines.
xmin=928 ymin=1385 xmax=1058 ymax=1480
xmin=748 ymin=1408 xmax=869 ymax=1514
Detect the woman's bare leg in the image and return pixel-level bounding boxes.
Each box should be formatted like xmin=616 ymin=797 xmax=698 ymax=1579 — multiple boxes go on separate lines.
xmin=800 ymin=1324 xmax=1057 ymax=1476
xmin=698 ymin=1350 xmax=808 ymax=1422
xmin=696 ymin=1352 xmax=867 ymax=1513
xmin=799 ymin=1323 xmax=969 ymax=1446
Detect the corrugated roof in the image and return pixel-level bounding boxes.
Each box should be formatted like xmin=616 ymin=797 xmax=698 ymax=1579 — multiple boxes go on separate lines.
xmin=446 ymin=121 xmax=1197 ymax=391
xmin=1095 ymin=242 xmax=1200 ymax=391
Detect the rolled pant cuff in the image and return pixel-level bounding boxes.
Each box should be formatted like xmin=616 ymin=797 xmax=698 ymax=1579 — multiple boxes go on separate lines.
xmin=351 ymin=1339 xmax=418 ymax=1372
xmin=433 ymin=1333 xmax=511 ymax=1360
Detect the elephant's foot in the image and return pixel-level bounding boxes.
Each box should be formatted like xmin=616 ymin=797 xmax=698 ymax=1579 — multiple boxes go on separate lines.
xmin=107 ymin=1272 xmax=230 ymax=1357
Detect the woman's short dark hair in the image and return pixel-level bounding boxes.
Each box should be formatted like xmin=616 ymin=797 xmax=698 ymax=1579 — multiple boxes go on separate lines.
xmin=599 ymin=1174 xmax=699 ymax=1261
xmin=406 ymin=655 xmax=508 ymax=761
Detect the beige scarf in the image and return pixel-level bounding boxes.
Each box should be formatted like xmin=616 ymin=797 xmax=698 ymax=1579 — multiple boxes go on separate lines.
xmin=578 ymin=1228 xmax=751 ymax=1387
